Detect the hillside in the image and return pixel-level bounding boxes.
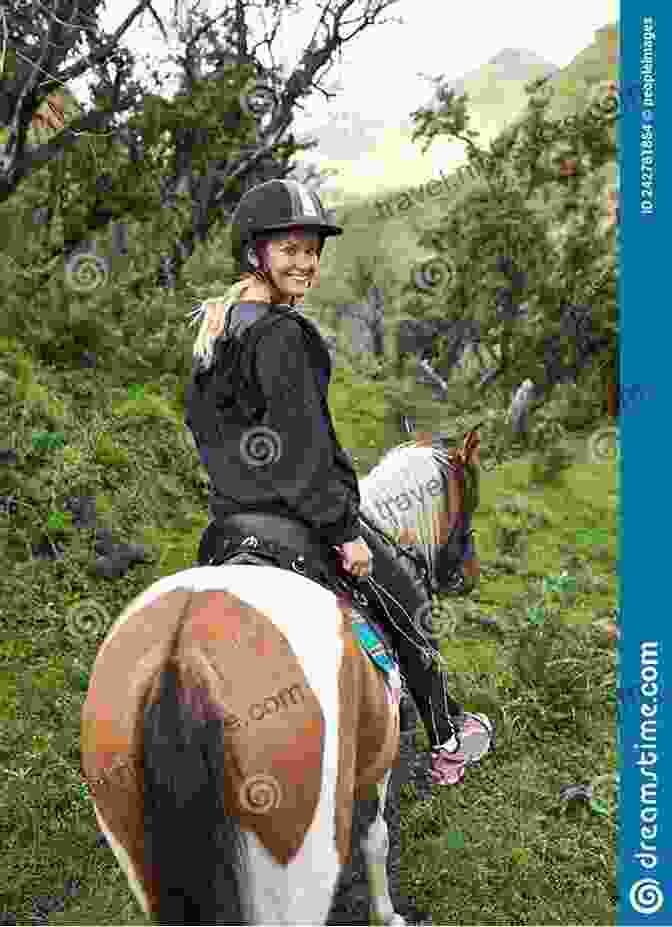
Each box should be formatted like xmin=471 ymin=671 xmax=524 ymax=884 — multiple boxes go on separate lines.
xmin=309 ymin=24 xmax=617 ymax=206
xmin=439 ymin=47 xmax=558 ymax=111
xmin=301 ymin=46 xmax=559 ymax=203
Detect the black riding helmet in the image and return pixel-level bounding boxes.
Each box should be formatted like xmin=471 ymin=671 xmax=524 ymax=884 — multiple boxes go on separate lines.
xmin=231 ymin=179 xmax=343 ymax=276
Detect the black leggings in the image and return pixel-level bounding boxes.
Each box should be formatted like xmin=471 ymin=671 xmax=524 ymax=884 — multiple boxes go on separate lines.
xmin=356 ymin=520 xmax=462 ymax=747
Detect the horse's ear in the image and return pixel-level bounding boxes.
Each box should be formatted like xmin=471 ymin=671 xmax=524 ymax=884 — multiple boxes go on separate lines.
xmin=462 ymin=428 xmax=481 ymax=466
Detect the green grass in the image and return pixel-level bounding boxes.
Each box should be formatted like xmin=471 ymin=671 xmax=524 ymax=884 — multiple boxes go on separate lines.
xmin=396 ymin=437 xmax=618 ymax=926
xmin=0 ymin=398 xmax=618 ymax=923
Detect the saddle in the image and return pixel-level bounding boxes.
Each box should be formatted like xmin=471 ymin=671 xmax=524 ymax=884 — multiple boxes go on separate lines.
xmin=197 ymin=512 xmax=400 ymax=683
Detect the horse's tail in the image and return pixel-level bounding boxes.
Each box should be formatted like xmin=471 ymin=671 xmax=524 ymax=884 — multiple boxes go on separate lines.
xmin=142 ymin=635 xmax=249 ymax=925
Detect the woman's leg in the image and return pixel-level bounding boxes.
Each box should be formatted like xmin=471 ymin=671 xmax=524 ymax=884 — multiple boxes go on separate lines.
xmin=356 ymin=521 xmax=462 ymax=747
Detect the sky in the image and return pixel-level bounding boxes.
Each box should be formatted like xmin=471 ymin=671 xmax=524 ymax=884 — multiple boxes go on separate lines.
xmin=80 ymin=0 xmax=619 ymax=124
xmin=67 ymin=0 xmax=619 ymax=197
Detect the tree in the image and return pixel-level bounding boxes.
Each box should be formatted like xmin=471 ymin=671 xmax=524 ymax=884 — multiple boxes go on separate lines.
xmin=1 ymin=0 xmax=403 ymax=290
xmin=400 ymin=72 xmax=618 ymax=421
xmin=146 ymin=0 xmax=404 ymax=287
xmin=0 ymin=0 xmax=159 ymax=197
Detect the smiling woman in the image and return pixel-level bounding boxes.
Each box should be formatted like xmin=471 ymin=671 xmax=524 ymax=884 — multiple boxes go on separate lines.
xmin=184 ymin=178 xmax=493 ymax=794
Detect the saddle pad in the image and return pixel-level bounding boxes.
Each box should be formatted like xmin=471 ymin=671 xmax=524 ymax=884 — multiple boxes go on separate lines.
xmin=349 ymin=607 xmax=402 ymax=704
xmin=210 ymin=547 xmax=402 ymax=702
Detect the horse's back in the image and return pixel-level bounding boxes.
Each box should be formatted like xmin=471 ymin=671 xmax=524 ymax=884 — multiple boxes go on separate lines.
xmin=81 ymin=565 xmax=375 ymax=923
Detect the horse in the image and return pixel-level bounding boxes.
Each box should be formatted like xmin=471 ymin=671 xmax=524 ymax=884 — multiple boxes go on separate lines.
xmin=80 ymin=432 xmax=481 ymax=925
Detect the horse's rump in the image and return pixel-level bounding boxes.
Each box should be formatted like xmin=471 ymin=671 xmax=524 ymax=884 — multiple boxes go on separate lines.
xmin=81 ymin=566 xmax=398 ymax=923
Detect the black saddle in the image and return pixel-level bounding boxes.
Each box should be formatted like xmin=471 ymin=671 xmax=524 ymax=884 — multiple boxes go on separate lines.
xmin=197 ymin=512 xmax=361 ymax=598
xmin=196 ymin=511 xmax=414 ymax=729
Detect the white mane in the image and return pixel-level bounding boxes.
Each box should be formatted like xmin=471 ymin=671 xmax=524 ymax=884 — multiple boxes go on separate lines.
xmin=359 ymin=442 xmax=459 ymax=588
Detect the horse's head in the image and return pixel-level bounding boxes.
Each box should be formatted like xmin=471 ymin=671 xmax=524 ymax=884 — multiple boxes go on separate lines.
xmin=428 ymin=428 xmax=481 ymax=594
xmin=359 ymin=427 xmax=482 ymax=598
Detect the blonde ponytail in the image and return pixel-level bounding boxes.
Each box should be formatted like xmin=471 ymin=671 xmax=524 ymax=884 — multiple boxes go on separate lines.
xmin=186 ymin=279 xmax=251 ymax=371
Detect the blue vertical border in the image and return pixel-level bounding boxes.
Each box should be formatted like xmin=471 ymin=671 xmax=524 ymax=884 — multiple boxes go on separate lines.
xmin=619 ymin=3 xmax=669 ymax=925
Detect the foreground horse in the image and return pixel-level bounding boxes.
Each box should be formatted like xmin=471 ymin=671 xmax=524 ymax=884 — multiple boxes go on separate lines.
xmin=81 ymin=436 xmax=479 ymax=925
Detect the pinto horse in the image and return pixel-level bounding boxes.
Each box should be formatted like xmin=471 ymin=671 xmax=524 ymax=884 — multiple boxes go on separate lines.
xmin=80 ymin=433 xmax=480 ymax=925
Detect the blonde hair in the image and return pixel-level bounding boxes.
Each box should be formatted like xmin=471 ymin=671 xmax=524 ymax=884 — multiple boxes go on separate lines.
xmin=186 ymin=279 xmax=252 ymax=371
xmin=186 ymin=238 xmax=297 ymax=370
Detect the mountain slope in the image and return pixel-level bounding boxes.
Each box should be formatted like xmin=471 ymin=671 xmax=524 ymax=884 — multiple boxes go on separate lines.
xmin=304 ymin=46 xmax=560 ymax=203
xmin=312 ymin=25 xmax=617 ymax=205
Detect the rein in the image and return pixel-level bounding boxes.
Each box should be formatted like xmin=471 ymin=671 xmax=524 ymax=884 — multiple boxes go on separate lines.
xmin=358 ymin=508 xmax=431 ymax=585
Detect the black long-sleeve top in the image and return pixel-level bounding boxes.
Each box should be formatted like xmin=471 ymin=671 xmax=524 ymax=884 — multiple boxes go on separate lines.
xmin=184 ymin=302 xmax=362 ymax=547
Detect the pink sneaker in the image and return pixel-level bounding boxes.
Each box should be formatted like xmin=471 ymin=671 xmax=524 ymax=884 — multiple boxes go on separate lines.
xmin=430 ymin=712 xmax=494 ymax=786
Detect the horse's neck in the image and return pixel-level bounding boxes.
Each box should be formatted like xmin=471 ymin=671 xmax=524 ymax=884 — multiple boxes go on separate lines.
xmin=359 ymin=474 xmax=440 ymax=551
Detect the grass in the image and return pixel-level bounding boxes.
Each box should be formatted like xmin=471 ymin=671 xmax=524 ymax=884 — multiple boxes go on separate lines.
xmin=0 ymin=401 xmax=618 ymax=924
xmin=397 ymin=434 xmax=618 ymax=926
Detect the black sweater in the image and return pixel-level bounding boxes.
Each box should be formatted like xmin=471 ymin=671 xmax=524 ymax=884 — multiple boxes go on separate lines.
xmin=184 ymin=302 xmax=362 ymax=547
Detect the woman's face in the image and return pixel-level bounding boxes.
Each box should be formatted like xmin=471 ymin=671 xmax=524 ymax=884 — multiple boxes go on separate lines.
xmin=261 ymin=229 xmax=322 ymax=301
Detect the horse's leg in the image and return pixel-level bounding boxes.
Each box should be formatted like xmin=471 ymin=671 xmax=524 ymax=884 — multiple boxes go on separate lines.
xmin=361 ymin=769 xmax=406 ymax=926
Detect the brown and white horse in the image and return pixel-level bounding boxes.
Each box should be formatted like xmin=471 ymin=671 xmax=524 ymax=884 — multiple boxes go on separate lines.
xmin=80 ymin=434 xmax=480 ymax=925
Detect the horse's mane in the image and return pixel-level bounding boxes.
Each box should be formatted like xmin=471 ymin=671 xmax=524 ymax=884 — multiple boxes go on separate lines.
xmin=359 ymin=441 xmax=458 ymax=585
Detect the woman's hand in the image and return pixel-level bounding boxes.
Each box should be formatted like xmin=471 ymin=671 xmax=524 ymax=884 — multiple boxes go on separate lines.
xmin=336 ymin=536 xmax=373 ymax=578
xmin=206 ymin=301 xmax=227 ymax=337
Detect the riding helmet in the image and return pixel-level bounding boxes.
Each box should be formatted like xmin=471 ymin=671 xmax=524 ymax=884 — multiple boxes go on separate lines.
xmin=230 ymin=179 xmax=343 ymax=275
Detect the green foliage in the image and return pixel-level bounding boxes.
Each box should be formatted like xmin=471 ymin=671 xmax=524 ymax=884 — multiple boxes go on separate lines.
xmin=0 ymin=59 xmax=313 ymax=370
xmin=328 ymin=361 xmax=394 ymax=452
xmin=402 ymin=71 xmax=617 ymax=431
